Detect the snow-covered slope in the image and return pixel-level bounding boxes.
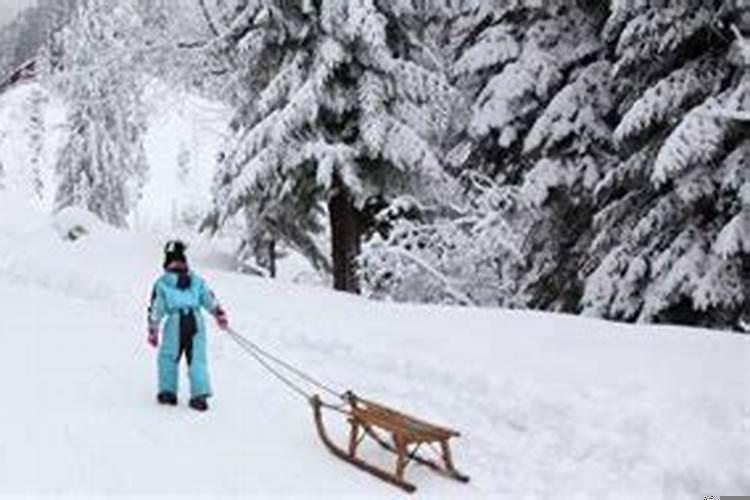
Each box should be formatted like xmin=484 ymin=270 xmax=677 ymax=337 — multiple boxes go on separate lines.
xmin=0 ymin=196 xmax=747 ymax=498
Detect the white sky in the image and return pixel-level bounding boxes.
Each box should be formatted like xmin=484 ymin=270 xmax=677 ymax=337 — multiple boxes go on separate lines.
xmin=0 ymin=0 xmax=35 ymax=28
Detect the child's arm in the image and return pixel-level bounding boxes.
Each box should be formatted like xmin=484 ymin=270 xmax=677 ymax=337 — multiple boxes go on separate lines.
xmin=148 ymin=283 xmax=167 ymax=325
xmin=200 ymin=279 xmax=229 ymax=330
xmin=147 ymin=283 xmax=167 ymax=346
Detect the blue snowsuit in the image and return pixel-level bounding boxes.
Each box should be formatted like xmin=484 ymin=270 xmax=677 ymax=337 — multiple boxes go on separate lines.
xmin=148 ymin=270 xmax=220 ymax=398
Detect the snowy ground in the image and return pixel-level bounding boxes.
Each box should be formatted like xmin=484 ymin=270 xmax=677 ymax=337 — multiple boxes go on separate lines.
xmin=0 ymin=195 xmax=748 ymax=499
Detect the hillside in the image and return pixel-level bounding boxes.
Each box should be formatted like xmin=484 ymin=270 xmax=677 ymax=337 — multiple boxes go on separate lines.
xmin=0 ymin=194 xmax=746 ymax=498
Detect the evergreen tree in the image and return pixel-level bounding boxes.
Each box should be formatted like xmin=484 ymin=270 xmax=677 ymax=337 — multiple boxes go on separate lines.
xmin=24 ymin=87 xmax=48 ymax=201
xmin=446 ymin=1 xmax=612 ymax=310
xmin=46 ymin=0 xmax=149 ymax=227
xmin=581 ymin=0 xmax=749 ymax=329
xmin=205 ymin=0 xmax=459 ymax=292
xmin=459 ymin=2 xmax=604 ymax=172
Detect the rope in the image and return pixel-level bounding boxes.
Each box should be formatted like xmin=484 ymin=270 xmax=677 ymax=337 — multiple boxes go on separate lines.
xmin=319 ymin=400 xmax=352 ymax=416
xmin=226 ymin=327 xmax=345 ymax=403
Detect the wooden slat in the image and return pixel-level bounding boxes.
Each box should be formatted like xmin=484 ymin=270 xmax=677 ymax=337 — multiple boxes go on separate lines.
xmin=350 ymin=396 xmax=460 ymax=441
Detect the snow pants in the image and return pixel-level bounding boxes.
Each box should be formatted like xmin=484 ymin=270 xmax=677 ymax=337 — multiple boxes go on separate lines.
xmin=158 ymin=309 xmax=211 ymax=398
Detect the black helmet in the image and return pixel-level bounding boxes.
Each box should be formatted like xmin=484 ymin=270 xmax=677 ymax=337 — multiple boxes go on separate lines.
xmin=163 ymin=240 xmax=188 ymax=270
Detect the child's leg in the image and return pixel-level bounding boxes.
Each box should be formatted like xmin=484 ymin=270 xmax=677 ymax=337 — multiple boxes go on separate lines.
xmin=158 ymin=320 xmax=180 ymax=395
xmin=188 ymin=328 xmax=211 ymax=398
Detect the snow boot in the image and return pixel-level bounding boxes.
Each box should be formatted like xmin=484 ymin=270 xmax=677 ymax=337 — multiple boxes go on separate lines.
xmin=189 ymin=396 xmax=209 ymax=412
xmin=157 ymin=392 xmax=178 ymax=406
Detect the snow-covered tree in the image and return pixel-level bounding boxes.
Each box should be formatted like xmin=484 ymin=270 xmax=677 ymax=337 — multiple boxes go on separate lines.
xmin=360 ymin=172 xmax=536 ymax=306
xmin=205 ymin=0 xmax=460 ymax=292
xmin=720 ymin=24 xmax=750 ymax=122
xmin=46 ymin=0 xmax=149 ymax=227
xmin=581 ymin=1 xmax=749 ymax=329
xmin=441 ymin=2 xmax=613 ymax=310
xmin=0 ymin=0 xmax=78 ymax=84
xmin=459 ymin=3 xmax=603 ymax=172
xmin=24 ymin=87 xmax=48 ymax=201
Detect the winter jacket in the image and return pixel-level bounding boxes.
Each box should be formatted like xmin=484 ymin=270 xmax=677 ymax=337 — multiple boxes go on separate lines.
xmin=148 ymin=270 xmax=220 ymax=398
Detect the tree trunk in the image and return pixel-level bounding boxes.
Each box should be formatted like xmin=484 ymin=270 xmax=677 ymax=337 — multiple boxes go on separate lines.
xmin=268 ymin=239 xmax=277 ymax=279
xmin=740 ymin=253 xmax=750 ymax=331
xmin=329 ymin=183 xmax=361 ymax=293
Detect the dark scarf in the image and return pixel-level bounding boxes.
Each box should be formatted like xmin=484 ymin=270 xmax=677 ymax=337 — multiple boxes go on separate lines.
xmin=169 ymin=269 xmax=192 ymax=290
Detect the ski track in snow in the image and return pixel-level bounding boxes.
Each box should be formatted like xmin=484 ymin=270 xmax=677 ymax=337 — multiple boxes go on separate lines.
xmin=0 ymin=202 xmax=748 ymax=498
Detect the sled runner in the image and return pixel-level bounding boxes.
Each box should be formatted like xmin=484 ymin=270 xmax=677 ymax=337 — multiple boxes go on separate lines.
xmin=311 ymin=391 xmax=469 ymax=493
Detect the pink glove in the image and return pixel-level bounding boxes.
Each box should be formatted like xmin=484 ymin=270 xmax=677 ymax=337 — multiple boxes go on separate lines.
xmin=147 ymin=324 xmax=159 ymax=348
xmin=213 ymin=307 xmax=229 ymax=330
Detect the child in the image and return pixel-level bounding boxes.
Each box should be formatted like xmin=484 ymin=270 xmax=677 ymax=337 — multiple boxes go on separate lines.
xmin=147 ymin=241 xmax=228 ymax=411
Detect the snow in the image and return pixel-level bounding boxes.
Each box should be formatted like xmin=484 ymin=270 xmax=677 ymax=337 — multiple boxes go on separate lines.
xmin=0 ymin=83 xmax=66 ymax=210
xmin=0 ymin=194 xmax=747 ymax=498
xmin=451 ymin=24 xmax=519 ymax=79
xmin=0 ymin=80 xmax=229 ymax=233
xmin=135 ymin=83 xmax=231 ymax=233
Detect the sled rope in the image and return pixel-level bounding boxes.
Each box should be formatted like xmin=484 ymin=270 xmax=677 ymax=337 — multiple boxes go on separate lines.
xmin=226 ymin=327 xmax=344 ymax=403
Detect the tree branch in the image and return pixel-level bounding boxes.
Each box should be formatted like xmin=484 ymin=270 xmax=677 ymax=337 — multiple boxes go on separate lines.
xmin=387 ymin=247 xmax=477 ymax=306
xmin=732 ymin=24 xmax=749 ymax=66
xmin=198 ymin=0 xmax=221 ymax=37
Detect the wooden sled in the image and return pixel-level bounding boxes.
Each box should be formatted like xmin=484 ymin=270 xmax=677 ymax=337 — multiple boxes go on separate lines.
xmin=310 ymin=391 xmax=469 ymax=493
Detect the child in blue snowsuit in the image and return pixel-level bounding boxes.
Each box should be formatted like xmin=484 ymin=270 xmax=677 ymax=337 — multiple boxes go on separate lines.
xmin=147 ymin=241 xmax=228 ymax=411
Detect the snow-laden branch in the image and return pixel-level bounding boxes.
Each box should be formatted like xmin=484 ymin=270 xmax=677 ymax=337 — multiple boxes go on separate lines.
xmin=708 ymin=109 xmax=750 ymax=121
xmin=699 ymin=26 xmax=750 ymax=123
xmin=732 ymin=25 xmax=749 ymax=66
xmin=384 ymin=247 xmax=477 ymax=306
xmin=198 ymin=0 xmax=221 ymax=37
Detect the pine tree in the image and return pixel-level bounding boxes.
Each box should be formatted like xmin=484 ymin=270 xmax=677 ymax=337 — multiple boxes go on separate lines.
xmin=459 ymin=3 xmax=603 ymax=170
xmin=24 ymin=87 xmax=48 ymax=201
xmin=205 ymin=0 xmax=459 ymax=292
xmin=581 ymin=0 xmax=749 ymax=328
xmin=444 ymin=2 xmax=613 ymax=310
xmin=46 ymin=0 xmax=149 ymax=227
